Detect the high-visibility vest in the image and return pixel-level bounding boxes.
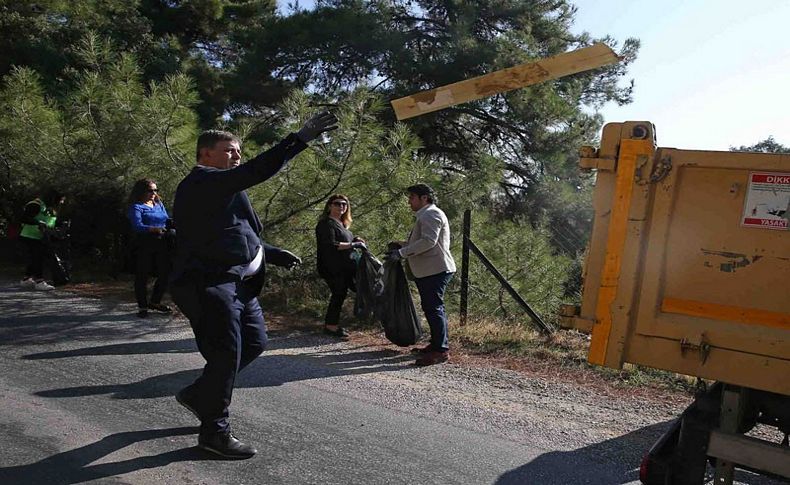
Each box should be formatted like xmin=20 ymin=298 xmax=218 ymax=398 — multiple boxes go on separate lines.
xmin=20 ymin=199 xmax=57 ymax=240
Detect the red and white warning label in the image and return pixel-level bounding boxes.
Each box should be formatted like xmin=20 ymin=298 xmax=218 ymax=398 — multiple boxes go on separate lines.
xmin=741 ymin=172 xmax=790 ymax=230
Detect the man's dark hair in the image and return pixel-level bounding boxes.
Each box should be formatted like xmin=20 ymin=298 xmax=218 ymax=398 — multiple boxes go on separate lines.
xmin=41 ymin=188 xmax=65 ymax=207
xmin=196 ymin=130 xmax=240 ymax=161
xmin=406 ymin=183 xmax=436 ymax=204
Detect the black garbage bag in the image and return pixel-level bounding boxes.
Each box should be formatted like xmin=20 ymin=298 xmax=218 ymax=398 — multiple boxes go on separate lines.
xmin=375 ymin=258 xmax=423 ymax=346
xmin=46 ymin=250 xmax=71 ymax=286
xmin=354 ymin=250 xmax=382 ymax=319
xmin=44 ymin=220 xmax=72 ymax=286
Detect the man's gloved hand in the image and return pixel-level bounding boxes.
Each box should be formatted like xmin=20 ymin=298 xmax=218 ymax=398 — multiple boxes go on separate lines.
xmin=351 ymin=241 xmax=367 ymax=251
xmin=296 ymin=111 xmax=339 ymax=143
xmin=385 ymin=249 xmax=402 ymax=262
xmin=280 ymin=250 xmax=302 ymax=270
xmin=267 ymin=248 xmax=302 ymax=270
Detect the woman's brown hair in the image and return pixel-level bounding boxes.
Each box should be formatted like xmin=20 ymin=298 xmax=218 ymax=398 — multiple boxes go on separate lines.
xmin=320 ymin=194 xmax=352 ymax=228
xmin=128 ymin=178 xmax=161 ymax=204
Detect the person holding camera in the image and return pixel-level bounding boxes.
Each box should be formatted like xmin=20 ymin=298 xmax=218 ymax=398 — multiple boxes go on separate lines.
xmin=127 ymin=178 xmax=173 ymax=318
xmin=315 ymin=194 xmax=367 ymax=339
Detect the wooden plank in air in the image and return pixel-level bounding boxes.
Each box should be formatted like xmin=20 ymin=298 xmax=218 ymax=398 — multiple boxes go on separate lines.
xmin=391 ymin=43 xmax=620 ymax=121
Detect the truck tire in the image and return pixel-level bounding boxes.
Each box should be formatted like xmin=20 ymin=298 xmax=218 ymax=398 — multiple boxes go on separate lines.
xmin=669 ymin=411 xmax=710 ymax=485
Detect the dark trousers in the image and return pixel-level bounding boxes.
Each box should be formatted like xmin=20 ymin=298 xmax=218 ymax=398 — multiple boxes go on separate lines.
xmin=172 ymin=275 xmax=267 ymax=436
xmin=21 ymin=237 xmax=45 ymax=280
xmin=134 ymin=236 xmax=170 ymax=309
xmin=414 ymin=271 xmax=454 ymax=352
xmin=321 ymin=271 xmax=355 ymax=326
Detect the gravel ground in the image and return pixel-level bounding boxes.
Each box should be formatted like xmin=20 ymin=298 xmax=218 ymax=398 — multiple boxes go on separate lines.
xmin=256 ymin=327 xmax=785 ymax=484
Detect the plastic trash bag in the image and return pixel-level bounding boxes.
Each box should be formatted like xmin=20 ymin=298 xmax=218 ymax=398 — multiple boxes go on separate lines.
xmin=45 ymin=221 xmax=71 ymax=286
xmin=375 ymin=258 xmax=423 ymax=347
xmin=354 ymin=250 xmax=382 ymax=319
xmin=47 ymin=250 xmax=71 ymax=286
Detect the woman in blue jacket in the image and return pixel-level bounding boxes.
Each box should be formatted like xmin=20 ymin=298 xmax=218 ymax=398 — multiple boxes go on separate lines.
xmin=127 ymin=178 xmax=172 ymax=318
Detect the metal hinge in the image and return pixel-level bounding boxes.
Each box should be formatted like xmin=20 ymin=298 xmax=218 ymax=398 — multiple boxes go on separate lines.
xmin=578 ymin=145 xmax=617 ymax=171
xmin=650 ymin=155 xmax=672 ymax=183
xmin=680 ymin=333 xmax=711 ymax=364
xmin=579 ymin=156 xmax=617 ymax=171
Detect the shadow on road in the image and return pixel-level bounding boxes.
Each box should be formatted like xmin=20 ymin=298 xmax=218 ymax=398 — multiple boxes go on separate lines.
xmin=0 ymin=426 xmax=217 ymax=485
xmin=33 ymin=348 xmax=413 ymax=399
xmin=23 ymin=338 xmax=199 ymax=359
xmin=21 ymin=330 xmax=335 ymax=360
xmin=0 ymin=289 xmax=176 ymax=345
xmin=494 ymin=421 xmax=668 ymax=484
xmin=494 ymin=420 xmax=778 ymax=485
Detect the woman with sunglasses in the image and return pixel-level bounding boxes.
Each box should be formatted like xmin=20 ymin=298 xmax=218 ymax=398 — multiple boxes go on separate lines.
xmin=315 ymin=194 xmax=367 ymax=338
xmin=127 ymin=178 xmax=173 ymax=318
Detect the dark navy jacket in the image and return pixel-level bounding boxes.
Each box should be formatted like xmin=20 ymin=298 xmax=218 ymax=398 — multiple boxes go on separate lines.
xmin=170 ymin=133 xmax=307 ymax=289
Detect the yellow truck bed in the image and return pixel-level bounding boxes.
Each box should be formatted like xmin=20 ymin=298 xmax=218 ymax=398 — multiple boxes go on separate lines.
xmin=566 ymin=121 xmax=789 ymax=396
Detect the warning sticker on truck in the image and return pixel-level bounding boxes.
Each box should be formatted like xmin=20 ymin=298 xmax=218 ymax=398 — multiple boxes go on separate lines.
xmin=741 ymin=172 xmax=790 ymax=230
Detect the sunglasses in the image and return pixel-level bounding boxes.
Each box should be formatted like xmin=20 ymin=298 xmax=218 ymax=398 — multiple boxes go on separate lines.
xmin=147 ymin=188 xmax=159 ymax=193
xmin=331 ymin=201 xmax=348 ymax=207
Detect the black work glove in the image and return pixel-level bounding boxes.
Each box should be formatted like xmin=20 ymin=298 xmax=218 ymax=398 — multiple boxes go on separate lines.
xmin=280 ymin=250 xmax=302 ymax=270
xmin=384 ymin=249 xmax=402 ymax=262
xmin=267 ymin=249 xmax=302 ymax=270
xmin=296 ymin=111 xmax=339 ymax=143
xmin=351 ymin=241 xmax=367 ymax=251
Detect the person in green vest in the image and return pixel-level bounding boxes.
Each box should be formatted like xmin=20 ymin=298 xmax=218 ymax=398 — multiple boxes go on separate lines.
xmin=19 ymin=189 xmax=65 ymax=291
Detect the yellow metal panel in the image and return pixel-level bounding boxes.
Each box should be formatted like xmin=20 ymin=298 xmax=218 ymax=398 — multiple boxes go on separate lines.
xmin=580 ymin=123 xmax=790 ymax=394
xmin=662 ymin=298 xmax=790 ymax=330
xmin=626 ymin=334 xmax=790 ymax=395
xmin=391 ymin=43 xmax=619 ymax=120
xmin=578 ymin=122 xmax=632 ymax=324
xmin=632 ymin=152 xmax=790 ymax=364
xmin=589 ymin=139 xmax=654 ymax=365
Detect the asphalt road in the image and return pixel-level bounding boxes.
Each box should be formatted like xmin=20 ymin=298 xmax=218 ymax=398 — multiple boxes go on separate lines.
xmin=0 ymin=281 xmax=778 ymax=484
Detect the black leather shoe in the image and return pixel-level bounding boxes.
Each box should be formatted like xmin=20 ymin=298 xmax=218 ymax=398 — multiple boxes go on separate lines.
xmin=137 ymin=309 xmax=148 ymax=318
xmin=198 ymin=431 xmax=257 ymax=459
xmin=323 ymin=326 xmax=349 ymax=338
xmin=175 ymin=389 xmax=200 ymax=420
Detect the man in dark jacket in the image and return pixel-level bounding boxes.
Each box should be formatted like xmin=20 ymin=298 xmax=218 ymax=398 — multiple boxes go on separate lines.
xmin=170 ymin=112 xmax=337 ymax=459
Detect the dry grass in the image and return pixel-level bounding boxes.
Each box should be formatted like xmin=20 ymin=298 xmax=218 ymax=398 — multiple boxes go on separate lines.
xmin=448 ymin=316 xmax=697 ymax=394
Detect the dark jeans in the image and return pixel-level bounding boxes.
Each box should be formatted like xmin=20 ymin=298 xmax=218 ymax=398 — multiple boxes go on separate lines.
xmin=20 ymin=237 xmax=45 ymax=280
xmin=134 ymin=235 xmax=170 ymax=309
xmin=414 ymin=271 xmax=454 ymax=352
xmin=171 ymin=275 xmax=267 ymax=436
xmin=321 ymin=271 xmax=355 ymax=326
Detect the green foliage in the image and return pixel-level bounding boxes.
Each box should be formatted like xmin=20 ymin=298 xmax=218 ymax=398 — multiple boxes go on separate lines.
xmin=0 ymin=34 xmax=198 ymax=250
xmin=0 ymin=1 xmax=628 ymax=328
xmin=234 ymin=0 xmax=639 ymax=259
xmin=464 ymin=215 xmax=574 ymax=324
xmin=0 ymin=0 xmax=278 ymax=128
xmin=243 ymin=88 xmax=498 ymax=270
xmin=731 ymin=136 xmax=790 ymax=154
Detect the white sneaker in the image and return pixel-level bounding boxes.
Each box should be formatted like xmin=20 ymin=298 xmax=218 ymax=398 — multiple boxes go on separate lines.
xmin=34 ymin=281 xmax=55 ymax=291
xmin=19 ymin=278 xmax=35 ymax=289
